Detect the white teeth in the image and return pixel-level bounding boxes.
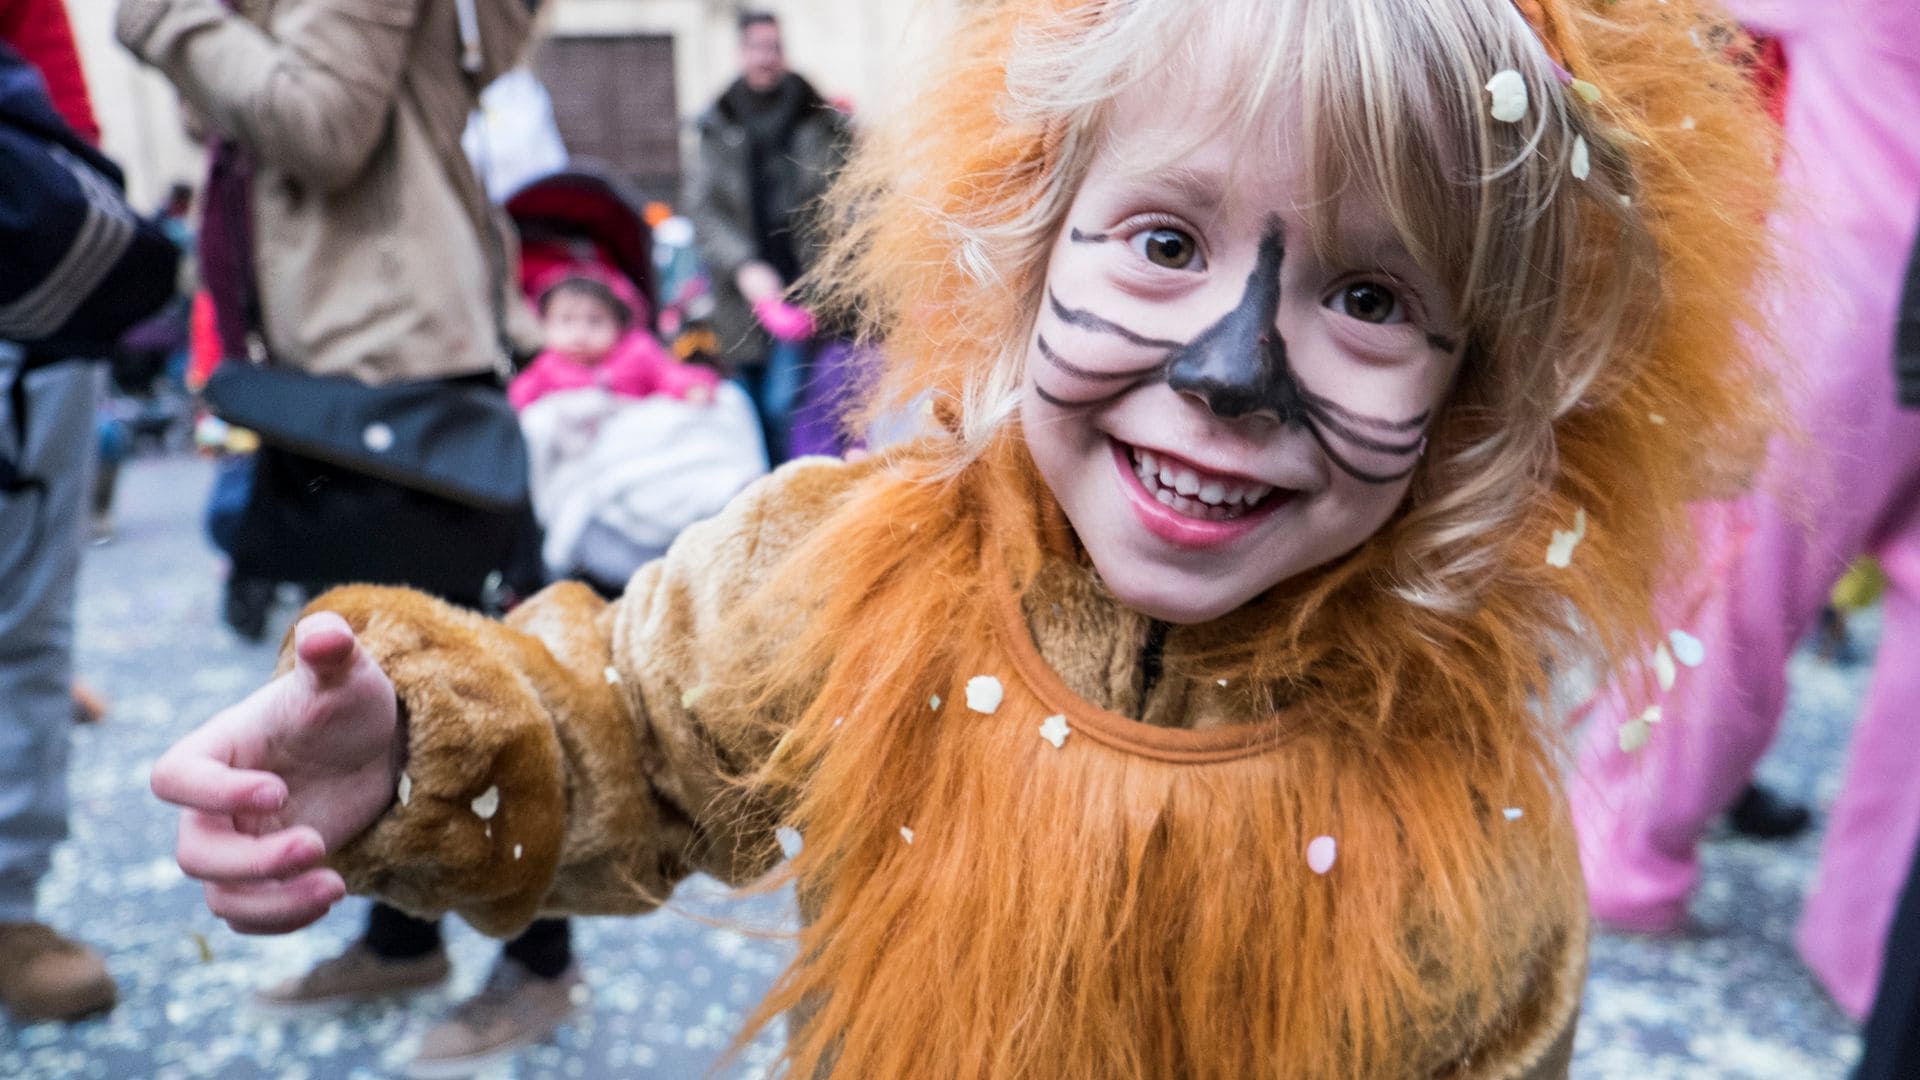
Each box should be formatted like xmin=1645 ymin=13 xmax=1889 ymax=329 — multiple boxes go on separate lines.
xmin=1138 ymin=449 xmax=1158 ymax=476
xmin=1157 ymin=464 xmax=1176 ymax=489
xmin=1126 ymin=443 xmax=1278 ymax=520
xmin=1224 ymin=485 xmax=1246 ymax=505
xmin=1197 ymin=481 xmax=1227 ymax=506
xmin=1246 ymin=483 xmax=1273 ymax=503
xmin=1173 ymin=468 xmax=1201 ymax=497
xmin=1155 ymin=487 xmax=1176 ymax=506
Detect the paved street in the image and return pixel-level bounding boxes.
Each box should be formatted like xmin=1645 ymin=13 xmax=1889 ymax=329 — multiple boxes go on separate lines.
xmin=0 ymin=452 xmax=1873 ymax=1078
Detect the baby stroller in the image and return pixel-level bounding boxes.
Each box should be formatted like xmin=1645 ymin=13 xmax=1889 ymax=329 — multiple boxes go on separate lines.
xmin=505 ymin=163 xmax=768 ymax=592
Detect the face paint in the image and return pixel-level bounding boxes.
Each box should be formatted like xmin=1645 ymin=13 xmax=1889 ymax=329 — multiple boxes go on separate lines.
xmin=1035 ymin=220 xmax=1433 ymax=485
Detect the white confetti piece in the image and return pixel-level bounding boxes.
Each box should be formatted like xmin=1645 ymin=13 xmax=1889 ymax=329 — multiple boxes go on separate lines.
xmin=1669 ymin=630 xmax=1705 ymax=667
xmin=603 ymin=666 xmax=622 ymax=685
xmin=1680 ymin=115 xmax=1697 ymax=130
xmin=397 ymin=773 xmax=412 ymax=807
xmin=1570 ymin=135 xmax=1591 ymax=180
xmin=1485 ymin=69 xmax=1528 ymax=123
xmin=1648 ymin=412 xmax=1668 ymax=425
xmin=1642 ymin=704 xmax=1665 ymax=725
xmin=1653 ymin=643 xmax=1677 ymax=692
xmin=776 ymin=826 xmax=804 ymax=859
xmin=965 ymin=675 xmax=1005 ymax=714
xmin=832 ymin=715 xmax=845 ymax=728
xmin=1307 ymin=835 xmax=1338 ymax=875
xmin=1619 ymin=193 xmax=1633 ymax=208
xmin=1216 ymin=678 xmax=1230 ymax=687
xmin=1038 ymin=714 xmax=1071 ymax=749
xmin=929 ymin=694 xmax=942 ymax=711
xmin=1546 ymin=508 xmax=1588 ymax=568
xmin=900 ymin=826 xmax=915 ymax=845
xmin=1503 ymin=807 xmax=1525 ymax=822
xmin=513 ymin=844 xmax=524 ymax=860
xmin=471 ymin=785 xmax=500 ymax=820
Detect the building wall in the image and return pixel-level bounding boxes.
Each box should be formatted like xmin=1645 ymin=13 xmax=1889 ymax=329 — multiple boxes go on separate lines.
xmin=62 ymin=0 xmax=961 ymax=209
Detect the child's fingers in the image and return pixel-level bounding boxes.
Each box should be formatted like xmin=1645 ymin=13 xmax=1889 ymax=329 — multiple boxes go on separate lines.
xmin=292 ymin=611 xmax=360 ymax=684
xmin=150 ymin=727 xmax=287 ymax=814
xmin=176 ymin=812 xmax=325 ymax=884
xmin=204 ymin=871 xmax=346 ymax=936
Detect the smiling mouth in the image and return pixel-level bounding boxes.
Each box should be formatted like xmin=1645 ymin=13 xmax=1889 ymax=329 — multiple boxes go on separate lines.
xmin=1122 ymin=442 xmax=1283 ymax=522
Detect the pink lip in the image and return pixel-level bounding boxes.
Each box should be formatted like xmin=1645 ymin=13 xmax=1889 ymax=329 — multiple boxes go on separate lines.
xmin=1109 ymin=440 xmax=1289 ymax=549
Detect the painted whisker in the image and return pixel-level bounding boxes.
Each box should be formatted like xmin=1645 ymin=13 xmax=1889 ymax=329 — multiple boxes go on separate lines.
xmin=1033 ymin=379 xmax=1148 ymax=410
xmin=1297 ymin=384 xmax=1430 ymax=433
xmin=1037 ymin=334 xmax=1166 ymax=382
xmin=1047 ymin=289 xmax=1184 ymax=350
xmin=1302 ymin=400 xmax=1428 ymax=456
xmin=1301 ymin=422 xmax=1424 ymax=485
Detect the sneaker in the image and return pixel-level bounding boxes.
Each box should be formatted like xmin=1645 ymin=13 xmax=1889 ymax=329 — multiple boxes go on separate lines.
xmin=406 ymin=960 xmax=584 ymax=1079
xmin=0 ymin=921 xmax=117 ymax=1022
xmin=1725 ymin=781 xmax=1813 ymax=841
xmin=253 ymin=941 xmax=450 ymax=1013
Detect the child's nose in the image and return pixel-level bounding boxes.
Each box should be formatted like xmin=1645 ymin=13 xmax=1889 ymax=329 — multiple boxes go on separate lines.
xmin=1163 ymin=226 xmax=1307 ymax=425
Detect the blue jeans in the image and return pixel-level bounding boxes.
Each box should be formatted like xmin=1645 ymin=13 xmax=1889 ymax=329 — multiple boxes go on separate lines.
xmin=735 ymin=339 xmax=809 ymax=466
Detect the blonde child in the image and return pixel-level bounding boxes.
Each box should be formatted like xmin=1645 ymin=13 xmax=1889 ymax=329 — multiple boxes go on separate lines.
xmin=149 ymin=1 xmax=1779 ymax=1075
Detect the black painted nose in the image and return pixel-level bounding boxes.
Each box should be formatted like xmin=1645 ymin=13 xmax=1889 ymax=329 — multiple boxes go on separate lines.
xmin=1163 ymin=225 xmax=1306 ymax=423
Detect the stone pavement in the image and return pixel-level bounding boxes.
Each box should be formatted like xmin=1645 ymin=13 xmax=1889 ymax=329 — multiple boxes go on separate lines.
xmin=0 ymin=453 xmax=1872 ymax=1078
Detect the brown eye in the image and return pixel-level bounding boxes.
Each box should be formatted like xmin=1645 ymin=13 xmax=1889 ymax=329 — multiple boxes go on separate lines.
xmin=1132 ymin=227 xmax=1201 ymax=270
xmin=1332 ymin=282 xmax=1403 ymax=324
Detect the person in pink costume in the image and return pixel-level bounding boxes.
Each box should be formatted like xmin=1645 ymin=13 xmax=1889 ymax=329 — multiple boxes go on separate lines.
xmin=1572 ymin=0 xmax=1920 ymax=1020
xmin=509 ymin=269 xmax=717 ymax=413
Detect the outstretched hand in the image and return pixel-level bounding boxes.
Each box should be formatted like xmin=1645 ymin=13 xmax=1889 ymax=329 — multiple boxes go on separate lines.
xmin=151 ymin=612 xmax=403 ymax=934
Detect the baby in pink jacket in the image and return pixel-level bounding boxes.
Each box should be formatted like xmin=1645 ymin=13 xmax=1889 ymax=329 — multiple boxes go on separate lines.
xmin=509 ymin=269 xmax=716 ymax=412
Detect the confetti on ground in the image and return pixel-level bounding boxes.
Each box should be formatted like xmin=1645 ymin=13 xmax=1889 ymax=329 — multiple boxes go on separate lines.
xmin=1486 ymin=69 xmax=1528 ymax=122
xmin=1504 ymin=807 xmax=1525 ymax=822
xmin=1307 ymin=836 xmax=1338 ymax=875
xmin=1546 ymin=508 xmax=1589 ymax=568
xmin=899 ymin=826 xmax=915 ymax=845
xmin=471 ymin=786 xmax=500 ymax=820
xmin=397 ymin=773 xmax=412 ymax=807
xmin=1670 ymin=630 xmax=1705 ymax=667
xmin=1654 ymin=644 xmax=1677 ymax=692
xmin=1571 ymin=135 xmax=1591 ymax=180
xmin=965 ymin=675 xmax=1004 ymax=714
xmin=1038 ymin=714 xmax=1071 ymax=749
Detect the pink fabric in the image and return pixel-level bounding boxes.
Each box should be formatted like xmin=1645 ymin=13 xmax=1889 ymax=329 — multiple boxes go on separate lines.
xmin=752 ymin=296 xmax=816 ymax=343
xmin=1572 ymin=2 xmax=1920 ymax=1019
xmin=509 ymin=332 xmax=718 ymax=412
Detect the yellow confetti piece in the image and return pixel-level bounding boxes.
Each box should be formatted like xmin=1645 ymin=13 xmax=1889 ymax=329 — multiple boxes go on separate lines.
xmin=680 ymin=684 xmax=707 ymax=710
xmin=1571 ymin=79 xmax=1603 ymax=105
xmin=1648 ymin=412 xmax=1668 ymax=425
xmin=1039 ymin=714 xmax=1071 ymax=749
xmin=1653 ymin=643 xmax=1677 ymax=692
xmin=192 ymin=932 xmax=214 ymax=964
xmin=471 ymin=785 xmax=500 ymax=820
xmin=1619 ymin=717 xmax=1652 ymax=753
xmin=1485 ymin=69 xmax=1528 ymax=123
xmin=1546 ymin=508 xmax=1588 ymax=568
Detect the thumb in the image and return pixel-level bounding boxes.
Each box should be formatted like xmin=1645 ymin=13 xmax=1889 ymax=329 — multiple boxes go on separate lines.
xmin=293 ymin=612 xmax=360 ymax=687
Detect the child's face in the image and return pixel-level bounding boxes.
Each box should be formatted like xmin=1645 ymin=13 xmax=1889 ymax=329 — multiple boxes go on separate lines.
xmin=544 ymin=290 xmax=623 ymax=364
xmin=1023 ymin=88 xmax=1465 ymax=624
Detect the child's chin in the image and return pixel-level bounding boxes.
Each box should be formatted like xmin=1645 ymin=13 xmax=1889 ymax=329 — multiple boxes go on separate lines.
xmin=1099 ymin=565 xmax=1257 ymax=625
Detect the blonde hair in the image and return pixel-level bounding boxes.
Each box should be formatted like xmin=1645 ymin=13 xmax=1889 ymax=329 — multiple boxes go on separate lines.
xmin=812 ymin=0 xmax=1777 ymax=629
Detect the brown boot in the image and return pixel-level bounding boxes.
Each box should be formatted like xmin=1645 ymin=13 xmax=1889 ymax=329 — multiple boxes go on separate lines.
xmin=0 ymin=922 xmax=117 ymax=1022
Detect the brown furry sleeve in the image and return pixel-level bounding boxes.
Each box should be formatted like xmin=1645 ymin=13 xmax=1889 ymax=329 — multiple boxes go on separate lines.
xmin=314 ymin=456 xmax=871 ymax=937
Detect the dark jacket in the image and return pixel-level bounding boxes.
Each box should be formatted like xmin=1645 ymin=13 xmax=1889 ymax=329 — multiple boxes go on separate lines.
xmin=684 ymin=72 xmax=849 ymax=366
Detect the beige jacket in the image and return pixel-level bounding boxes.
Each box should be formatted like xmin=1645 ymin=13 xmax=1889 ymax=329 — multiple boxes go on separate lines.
xmin=310 ymin=457 xmax=1583 ymax=1079
xmin=117 ymin=0 xmax=540 ymax=385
